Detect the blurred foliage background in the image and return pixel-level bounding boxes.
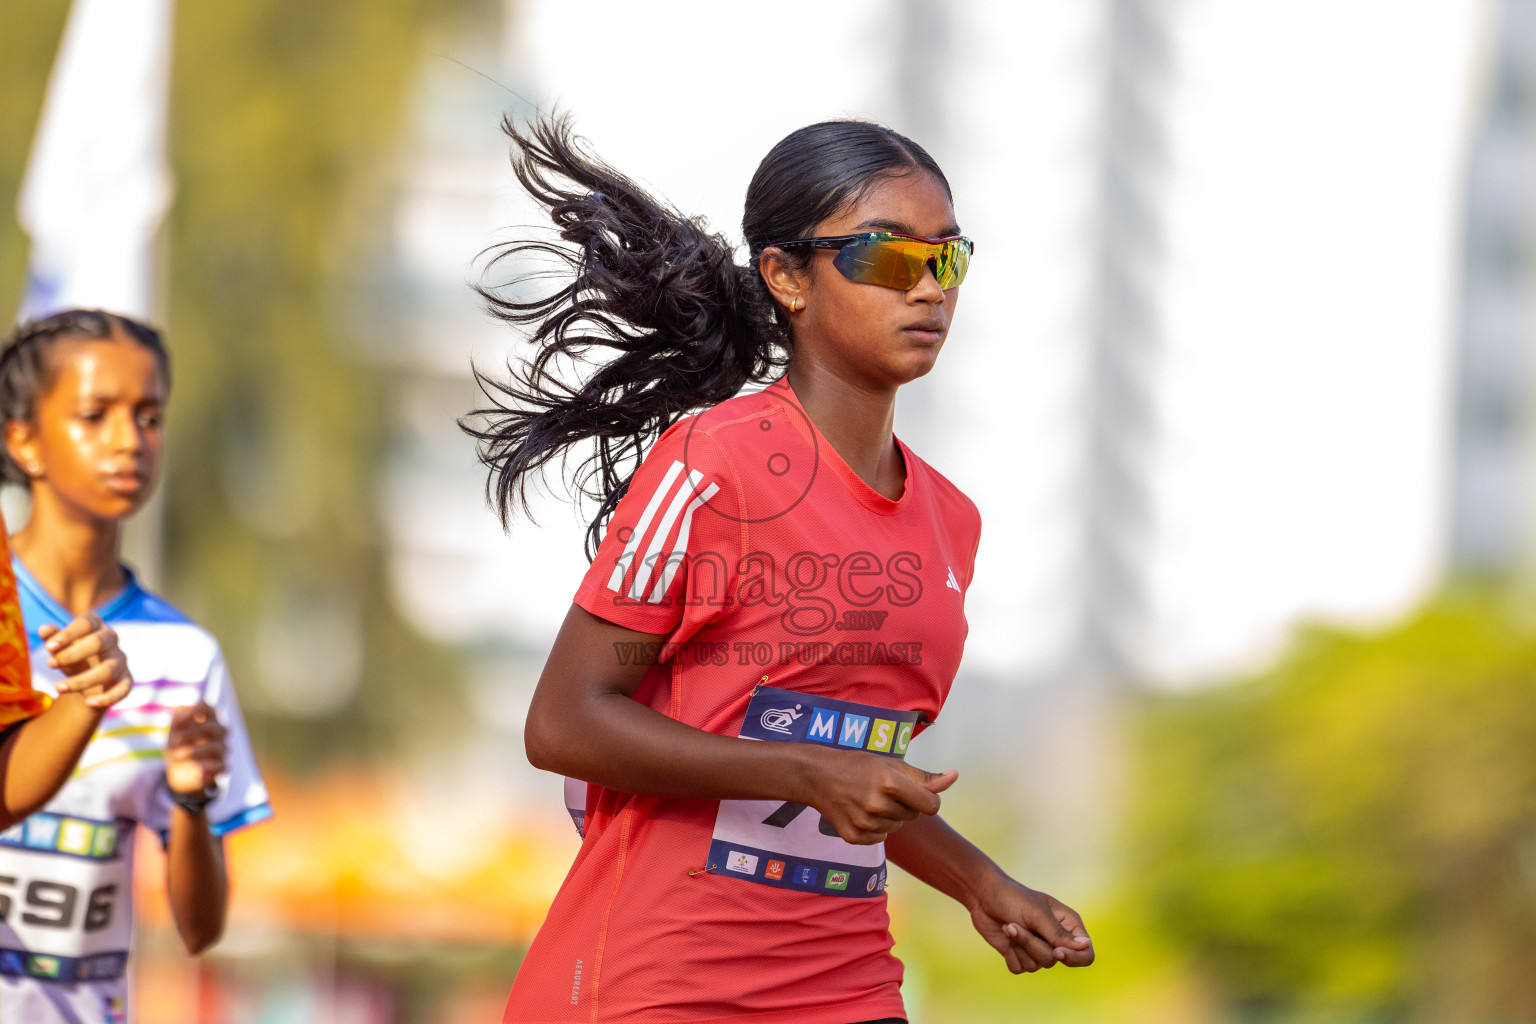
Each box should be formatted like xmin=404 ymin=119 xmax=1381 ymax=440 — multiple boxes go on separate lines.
xmin=1132 ymin=589 xmax=1536 ymax=1024
xmin=886 ymin=589 xmax=1536 ymax=1024
xmin=0 ymin=2 xmax=71 ymax=318
xmin=154 ymin=0 xmax=494 ymax=769
xmin=3 ymin=1 xmax=528 ymax=1019
xmin=5 ymin=0 xmax=492 ymax=770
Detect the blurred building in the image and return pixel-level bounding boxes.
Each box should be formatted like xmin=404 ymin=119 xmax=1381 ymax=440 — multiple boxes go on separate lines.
xmin=357 ymin=13 xmax=580 ymax=817
xmin=1076 ymin=0 xmax=1171 ymax=684
xmin=1451 ymin=0 xmax=1536 ymax=574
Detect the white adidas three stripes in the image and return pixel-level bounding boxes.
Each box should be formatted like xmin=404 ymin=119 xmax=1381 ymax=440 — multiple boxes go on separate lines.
xmin=606 ymin=460 xmax=721 ymax=604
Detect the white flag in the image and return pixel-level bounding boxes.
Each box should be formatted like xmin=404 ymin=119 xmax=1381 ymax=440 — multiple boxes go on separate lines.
xmin=17 ymin=0 xmax=175 ymax=322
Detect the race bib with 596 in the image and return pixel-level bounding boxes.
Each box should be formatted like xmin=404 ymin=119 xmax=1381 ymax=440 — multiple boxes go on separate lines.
xmin=705 ymin=684 xmax=922 ymax=898
xmin=0 ymin=812 xmax=133 ymax=984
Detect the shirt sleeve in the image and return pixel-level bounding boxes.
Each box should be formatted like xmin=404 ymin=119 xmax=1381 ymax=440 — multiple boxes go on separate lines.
xmin=573 ymin=421 xmax=742 ymax=645
xmin=965 ymin=505 xmax=983 ymax=591
xmin=0 ymin=531 xmax=44 ymax=729
xmin=150 ymin=643 xmax=273 ymax=836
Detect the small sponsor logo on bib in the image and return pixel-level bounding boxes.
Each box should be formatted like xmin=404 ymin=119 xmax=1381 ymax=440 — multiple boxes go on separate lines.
xmin=28 ymin=954 xmax=61 ymax=979
xmin=765 ymin=860 xmax=785 ymax=881
xmin=824 ymin=870 xmax=850 ymax=891
xmin=759 ymin=704 xmax=802 ymax=735
xmin=726 ymin=851 xmax=758 ymax=875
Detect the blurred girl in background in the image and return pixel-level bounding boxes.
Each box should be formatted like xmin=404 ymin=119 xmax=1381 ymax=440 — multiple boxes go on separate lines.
xmin=0 ymin=309 xmax=271 ymax=1024
xmin=466 ymin=116 xmax=1093 ymax=1023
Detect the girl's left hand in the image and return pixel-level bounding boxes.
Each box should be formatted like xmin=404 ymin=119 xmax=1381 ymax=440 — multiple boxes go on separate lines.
xmin=43 ymin=614 xmax=133 ymax=709
xmin=165 ymin=702 xmax=227 ymax=795
xmin=968 ymin=872 xmax=1094 ymax=973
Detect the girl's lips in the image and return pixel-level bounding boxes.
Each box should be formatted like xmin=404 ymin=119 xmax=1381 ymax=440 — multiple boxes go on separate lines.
xmin=103 ymin=472 xmax=145 ymax=495
xmin=902 ymin=324 xmax=945 ymax=343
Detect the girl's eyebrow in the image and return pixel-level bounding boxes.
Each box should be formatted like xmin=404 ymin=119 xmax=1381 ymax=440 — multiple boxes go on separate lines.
xmin=855 ymin=217 xmax=964 ymax=236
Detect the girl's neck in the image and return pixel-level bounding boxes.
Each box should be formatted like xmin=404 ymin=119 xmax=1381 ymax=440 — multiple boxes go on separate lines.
xmin=11 ymin=491 xmax=127 ymax=617
xmin=784 ymin=361 xmax=904 ymax=500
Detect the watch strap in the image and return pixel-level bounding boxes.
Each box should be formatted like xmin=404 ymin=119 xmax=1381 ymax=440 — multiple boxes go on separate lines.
xmin=165 ymin=774 xmax=218 ymax=814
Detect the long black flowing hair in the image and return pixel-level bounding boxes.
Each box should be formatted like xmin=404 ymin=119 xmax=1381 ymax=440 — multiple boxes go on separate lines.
xmin=461 ymin=113 xmax=950 ymax=557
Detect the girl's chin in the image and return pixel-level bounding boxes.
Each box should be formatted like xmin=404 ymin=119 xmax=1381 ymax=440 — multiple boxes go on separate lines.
xmin=73 ymin=493 xmax=146 ymax=522
xmin=889 ymin=349 xmax=941 ymax=385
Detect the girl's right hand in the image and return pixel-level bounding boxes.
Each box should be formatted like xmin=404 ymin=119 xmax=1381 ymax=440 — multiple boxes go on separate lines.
xmin=802 ymin=748 xmax=957 ymax=845
xmin=165 ymin=702 xmax=227 ymax=797
xmin=42 ymin=613 xmax=133 ymax=710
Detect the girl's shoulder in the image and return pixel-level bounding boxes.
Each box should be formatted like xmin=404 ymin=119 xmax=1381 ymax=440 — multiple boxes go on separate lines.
xmin=115 ymin=584 xmax=195 ymax=627
xmin=109 ymin=584 xmax=225 ymax=672
xmin=657 ymin=387 xmax=793 ymax=447
xmin=644 ymin=387 xmax=802 ymax=486
xmin=902 ymin=443 xmax=981 ymax=527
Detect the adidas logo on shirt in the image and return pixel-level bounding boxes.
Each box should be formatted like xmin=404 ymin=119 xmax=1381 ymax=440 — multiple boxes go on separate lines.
xmin=606 ymin=460 xmax=720 ymax=604
xmin=946 ymin=567 xmax=961 ymax=593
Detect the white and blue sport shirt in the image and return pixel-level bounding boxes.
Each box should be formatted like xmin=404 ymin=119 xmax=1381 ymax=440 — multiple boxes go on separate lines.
xmin=0 ymin=559 xmax=271 ymax=1024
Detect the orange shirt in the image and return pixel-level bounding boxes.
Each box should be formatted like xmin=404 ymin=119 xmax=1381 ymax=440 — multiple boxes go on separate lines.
xmin=504 ymin=380 xmax=982 ymax=1024
xmin=0 ymin=529 xmax=41 ymax=729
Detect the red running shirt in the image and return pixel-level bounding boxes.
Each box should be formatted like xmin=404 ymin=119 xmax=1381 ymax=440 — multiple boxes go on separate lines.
xmin=505 ymin=380 xmax=981 ymax=1024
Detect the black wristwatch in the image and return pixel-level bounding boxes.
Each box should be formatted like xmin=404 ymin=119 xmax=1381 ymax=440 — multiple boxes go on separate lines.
xmin=165 ymin=775 xmax=218 ymax=815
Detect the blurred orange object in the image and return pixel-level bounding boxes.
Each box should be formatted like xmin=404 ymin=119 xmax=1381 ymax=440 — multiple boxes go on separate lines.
xmin=135 ymin=769 xmax=574 ymax=945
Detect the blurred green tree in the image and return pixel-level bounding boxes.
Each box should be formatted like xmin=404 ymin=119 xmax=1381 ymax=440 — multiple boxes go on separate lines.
xmin=3 ymin=0 xmax=496 ymax=770
xmin=0 ymin=2 xmax=71 ymax=318
xmin=1132 ymin=589 xmax=1536 ymax=1023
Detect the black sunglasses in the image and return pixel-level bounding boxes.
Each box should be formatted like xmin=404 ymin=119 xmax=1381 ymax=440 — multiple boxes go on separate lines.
xmin=768 ymin=231 xmax=974 ymax=290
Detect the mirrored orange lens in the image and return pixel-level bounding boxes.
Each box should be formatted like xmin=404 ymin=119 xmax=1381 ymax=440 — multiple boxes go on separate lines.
xmin=832 ymin=236 xmax=971 ymax=290
xmin=935 ymin=240 xmax=970 ymax=288
xmin=834 ymin=240 xmax=924 ymax=288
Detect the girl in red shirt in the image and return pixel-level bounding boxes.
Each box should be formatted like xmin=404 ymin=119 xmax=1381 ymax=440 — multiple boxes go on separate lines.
xmin=466 ymin=116 xmax=1094 ymax=1024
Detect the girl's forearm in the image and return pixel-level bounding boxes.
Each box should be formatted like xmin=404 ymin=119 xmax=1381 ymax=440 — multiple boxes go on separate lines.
xmin=166 ymin=808 xmax=227 ymax=954
xmin=884 ymin=812 xmax=1000 ymax=909
xmin=0 ymin=694 xmax=103 ymax=828
xmin=527 ymin=687 xmax=823 ymax=805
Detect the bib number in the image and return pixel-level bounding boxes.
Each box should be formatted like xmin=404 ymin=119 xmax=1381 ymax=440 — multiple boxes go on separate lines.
xmin=706 ymin=685 xmax=920 ymax=898
xmin=0 ymin=878 xmax=117 ymax=932
xmin=0 ymin=813 xmax=134 ymax=982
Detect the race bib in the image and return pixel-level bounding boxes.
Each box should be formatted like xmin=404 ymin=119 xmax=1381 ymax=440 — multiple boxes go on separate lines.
xmin=563 ymin=775 xmax=587 ymax=838
xmin=0 ymin=812 xmax=134 ymax=983
xmin=706 ymin=684 xmax=921 ymax=898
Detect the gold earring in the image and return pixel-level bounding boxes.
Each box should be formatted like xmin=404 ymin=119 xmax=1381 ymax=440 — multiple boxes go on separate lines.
xmin=789 ymin=297 xmax=802 ymax=313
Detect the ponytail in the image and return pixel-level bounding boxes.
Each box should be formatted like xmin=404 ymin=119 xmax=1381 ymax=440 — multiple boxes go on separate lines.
xmin=462 ymin=114 xmax=949 ymax=557
xmin=461 ymin=114 xmax=785 ymax=556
